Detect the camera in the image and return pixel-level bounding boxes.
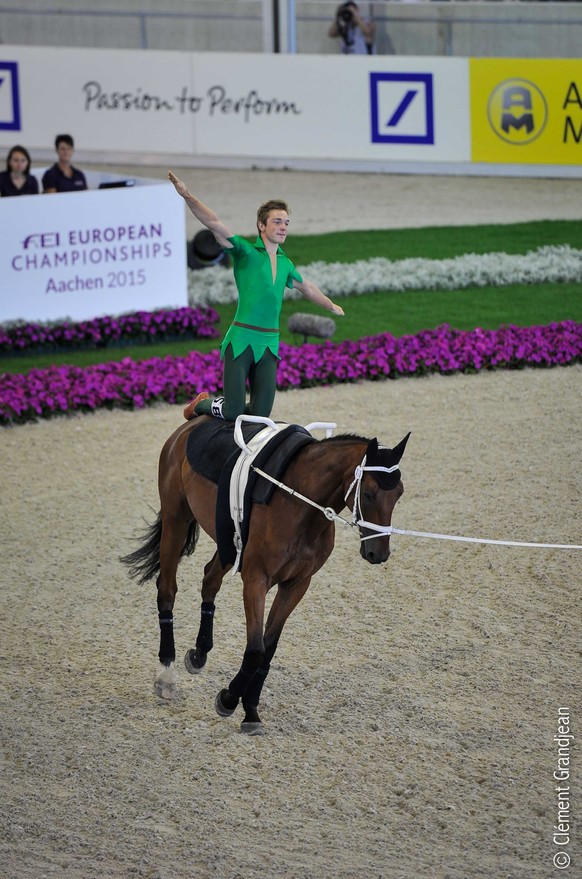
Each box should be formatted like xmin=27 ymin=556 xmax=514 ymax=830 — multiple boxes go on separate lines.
xmin=337 ymin=3 xmax=354 ymax=26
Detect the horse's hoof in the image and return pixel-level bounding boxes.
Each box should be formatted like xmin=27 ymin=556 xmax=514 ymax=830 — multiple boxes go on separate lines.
xmin=184 ymin=648 xmax=206 ymax=675
xmin=154 ymin=681 xmax=176 ymax=699
xmin=154 ymin=663 xmax=177 ymax=700
xmin=240 ymin=721 xmax=264 ymax=736
xmin=215 ymin=689 xmax=238 ymax=717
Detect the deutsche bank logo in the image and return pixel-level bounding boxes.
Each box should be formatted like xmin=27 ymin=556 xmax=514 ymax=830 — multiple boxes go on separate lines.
xmin=0 ymin=61 xmax=22 ymax=131
xmin=370 ymin=72 xmax=434 ymax=145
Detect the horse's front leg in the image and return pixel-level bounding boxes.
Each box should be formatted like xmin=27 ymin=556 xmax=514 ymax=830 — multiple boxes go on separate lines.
xmin=240 ymin=575 xmax=313 ymax=735
xmin=184 ymin=550 xmax=229 ymax=674
xmin=215 ymin=574 xmax=267 ymax=727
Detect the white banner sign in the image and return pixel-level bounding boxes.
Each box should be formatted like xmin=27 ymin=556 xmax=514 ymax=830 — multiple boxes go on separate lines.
xmin=0 ymin=45 xmax=470 ymax=164
xmin=0 ymin=182 xmax=187 ymax=322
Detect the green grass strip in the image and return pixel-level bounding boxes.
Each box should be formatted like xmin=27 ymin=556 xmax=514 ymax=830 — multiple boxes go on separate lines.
xmin=285 ymin=220 xmax=582 ymax=265
xmin=2 ymin=282 xmax=579 ymax=375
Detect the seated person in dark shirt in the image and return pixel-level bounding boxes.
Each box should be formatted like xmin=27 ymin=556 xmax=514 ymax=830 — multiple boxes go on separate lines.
xmin=42 ymin=133 xmax=88 ymax=193
xmin=0 ymin=145 xmax=40 ymax=197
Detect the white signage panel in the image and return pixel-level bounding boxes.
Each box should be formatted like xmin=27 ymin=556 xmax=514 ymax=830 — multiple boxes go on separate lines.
xmin=192 ymin=54 xmax=470 ymax=162
xmin=0 ymin=184 xmax=187 ymax=322
xmin=0 ymin=45 xmax=194 ymax=154
xmin=0 ymin=45 xmax=470 ymax=165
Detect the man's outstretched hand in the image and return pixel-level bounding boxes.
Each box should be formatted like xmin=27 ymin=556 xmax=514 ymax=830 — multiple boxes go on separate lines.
xmin=168 ymin=171 xmax=188 ymax=199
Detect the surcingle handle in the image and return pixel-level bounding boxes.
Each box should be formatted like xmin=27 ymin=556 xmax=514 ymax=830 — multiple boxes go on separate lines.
xmin=234 ymin=414 xmax=278 ymax=454
xmin=304 ymin=422 xmax=337 ymax=438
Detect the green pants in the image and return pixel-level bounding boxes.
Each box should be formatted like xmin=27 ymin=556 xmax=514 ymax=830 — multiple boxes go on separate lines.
xmin=197 ymin=344 xmax=278 ymax=421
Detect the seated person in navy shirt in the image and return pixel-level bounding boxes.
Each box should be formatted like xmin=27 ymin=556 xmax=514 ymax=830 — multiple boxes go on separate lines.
xmin=42 ymin=133 xmax=88 ymax=193
xmin=0 ymin=145 xmax=40 ymax=197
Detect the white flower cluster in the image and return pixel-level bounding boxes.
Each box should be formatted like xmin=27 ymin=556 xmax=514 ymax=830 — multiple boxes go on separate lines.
xmin=187 ymin=245 xmax=582 ymax=308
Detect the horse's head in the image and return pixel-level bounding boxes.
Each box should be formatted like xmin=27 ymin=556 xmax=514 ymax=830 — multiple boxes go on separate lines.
xmin=356 ymin=432 xmax=410 ymax=564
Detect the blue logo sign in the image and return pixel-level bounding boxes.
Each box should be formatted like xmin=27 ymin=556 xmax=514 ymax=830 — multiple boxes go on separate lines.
xmin=370 ymin=72 xmax=434 ymax=145
xmin=0 ymin=61 xmax=22 ymax=131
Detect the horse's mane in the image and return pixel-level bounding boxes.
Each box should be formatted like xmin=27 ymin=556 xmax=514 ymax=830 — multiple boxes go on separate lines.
xmin=320 ymin=433 xmax=370 ymax=445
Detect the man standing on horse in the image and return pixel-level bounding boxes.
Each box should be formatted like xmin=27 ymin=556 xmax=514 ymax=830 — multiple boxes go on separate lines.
xmin=169 ymin=171 xmax=345 ymax=421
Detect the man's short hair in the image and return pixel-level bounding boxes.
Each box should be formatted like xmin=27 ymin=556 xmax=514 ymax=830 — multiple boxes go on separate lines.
xmin=257 ymin=199 xmax=290 ymax=232
xmin=55 ymin=134 xmax=74 ymax=150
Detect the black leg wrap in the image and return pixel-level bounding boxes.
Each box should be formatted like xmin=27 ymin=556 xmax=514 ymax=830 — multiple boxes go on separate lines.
xmin=195 ymin=601 xmax=215 ymax=654
xmin=158 ymin=611 xmax=175 ymax=666
xmin=228 ymin=649 xmax=263 ymax=699
xmin=242 ymin=668 xmax=268 ymax=710
xmin=242 ymin=639 xmax=279 ymax=708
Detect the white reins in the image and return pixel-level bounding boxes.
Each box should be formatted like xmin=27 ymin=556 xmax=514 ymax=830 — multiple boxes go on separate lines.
xmin=251 ymin=465 xmax=349 ymax=525
xmin=251 ymin=451 xmax=400 ymax=539
xmin=251 ymin=456 xmax=582 ymax=551
xmin=384 ymin=527 xmax=582 ymax=550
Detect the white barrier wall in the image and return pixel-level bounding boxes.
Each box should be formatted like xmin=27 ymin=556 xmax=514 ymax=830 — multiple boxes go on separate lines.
xmin=0 ymin=180 xmax=187 ymax=322
xmin=1 ymin=45 xmax=579 ymax=178
xmin=0 ymin=45 xmax=470 ymax=165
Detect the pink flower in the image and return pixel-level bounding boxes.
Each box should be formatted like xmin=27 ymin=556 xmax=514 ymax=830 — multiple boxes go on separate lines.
xmin=1 ymin=322 xmax=580 ymax=425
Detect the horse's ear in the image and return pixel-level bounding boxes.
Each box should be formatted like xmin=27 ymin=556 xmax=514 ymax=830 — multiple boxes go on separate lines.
xmin=366 ymin=437 xmax=379 ymax=458
xmin=391 ymin=431 xmax=411 ymax=464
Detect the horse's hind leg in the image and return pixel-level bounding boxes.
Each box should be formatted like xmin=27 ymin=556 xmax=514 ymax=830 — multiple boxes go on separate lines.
xmin=184 ymin=551 xmax=228 ymax=674
xmin=155 ymin=506 xmax=196 ymax=699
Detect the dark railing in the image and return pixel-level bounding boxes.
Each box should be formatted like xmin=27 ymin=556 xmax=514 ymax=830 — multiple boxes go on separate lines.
xmin=0 ymin=6 xmax=263 ymax=50
xmin=0 ymin=2 xmax=579 ymax=56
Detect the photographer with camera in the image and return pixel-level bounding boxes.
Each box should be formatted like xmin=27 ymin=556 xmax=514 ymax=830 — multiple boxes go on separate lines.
xmin=328 ymin=2 xmax=375 ymax=55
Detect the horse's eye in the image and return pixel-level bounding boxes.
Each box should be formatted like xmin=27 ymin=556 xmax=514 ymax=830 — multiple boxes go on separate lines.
xmin=363 ymin=491 xmax=374 ymax=502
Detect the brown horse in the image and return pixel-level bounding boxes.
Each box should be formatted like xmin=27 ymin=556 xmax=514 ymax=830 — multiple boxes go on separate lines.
xmin=122 ymin=416 xmax=410 ymax=735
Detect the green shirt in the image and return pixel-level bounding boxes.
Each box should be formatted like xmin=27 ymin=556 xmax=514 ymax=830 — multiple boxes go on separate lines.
xmin=220 ymin=234 xmax=303 ymax=360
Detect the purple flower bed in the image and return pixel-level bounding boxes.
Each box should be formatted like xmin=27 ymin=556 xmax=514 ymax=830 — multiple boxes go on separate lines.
xmin=1 ymin=322 xmax=580 ymax=426
xmin=0 ymin=306 xmax=220 ymax=354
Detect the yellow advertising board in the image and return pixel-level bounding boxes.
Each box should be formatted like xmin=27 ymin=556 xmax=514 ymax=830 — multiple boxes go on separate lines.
xmin=470 ymin=59 xmax=582 ymax=165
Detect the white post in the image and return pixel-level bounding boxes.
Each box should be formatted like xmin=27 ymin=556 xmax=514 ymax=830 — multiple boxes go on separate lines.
xmin=287 ymin=0 xmax=297 ymax=53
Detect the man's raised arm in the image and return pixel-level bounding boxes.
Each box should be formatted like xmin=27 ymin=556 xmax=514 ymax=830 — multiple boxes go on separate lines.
xmin=168 ymin=171 xmax=234 ymax=249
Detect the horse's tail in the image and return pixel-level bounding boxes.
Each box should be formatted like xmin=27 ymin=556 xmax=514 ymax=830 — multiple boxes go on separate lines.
xmin=120 ymin=511 xmax=199 ymax=585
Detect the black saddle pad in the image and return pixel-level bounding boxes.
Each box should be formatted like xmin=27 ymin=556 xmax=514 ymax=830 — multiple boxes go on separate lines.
xmin=185 ymin=418 xmax=315 ymax=569
xmin=186 ymin=419 xmax=268 ymax=484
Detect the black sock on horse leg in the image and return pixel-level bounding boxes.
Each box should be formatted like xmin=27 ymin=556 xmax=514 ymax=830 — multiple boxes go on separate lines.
xmin=242 ymin=668 xmax=268 ymax=711
xmin=228 ymin=649 xmax=263 ymax=699
xmin=158 ymin=610 xmax=175 ymax=666
xmin=196 ymin=601 xmax=215 ymax=654
xmin=242 ymin=638 xmax=279 ymax=709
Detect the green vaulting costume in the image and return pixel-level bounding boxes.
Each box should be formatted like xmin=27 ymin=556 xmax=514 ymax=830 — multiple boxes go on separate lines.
xmin=196 ymin=234 xmax=303 ymax=420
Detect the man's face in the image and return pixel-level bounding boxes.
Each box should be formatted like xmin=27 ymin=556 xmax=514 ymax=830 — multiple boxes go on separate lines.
xmin=259 ymin=210 xmax=290 ymax=246
xmin=57 ymin=142 xmax=74 ymax=165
